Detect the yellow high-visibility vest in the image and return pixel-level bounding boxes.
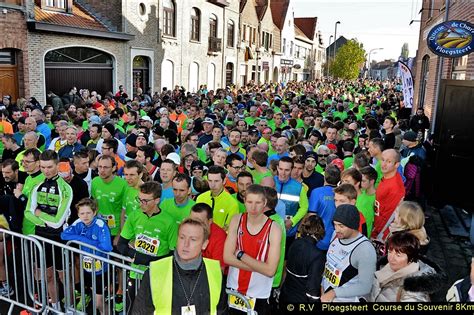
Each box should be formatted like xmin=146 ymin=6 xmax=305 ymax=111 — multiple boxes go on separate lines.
xmin=149 ymin=256 xmax=222 ymax=314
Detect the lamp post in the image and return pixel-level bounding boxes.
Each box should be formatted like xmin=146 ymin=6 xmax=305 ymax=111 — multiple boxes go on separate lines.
xmin=368 ymin=48 xmax=383 ymax=79
xmin=327 ymin=35 xmax=333 ymax=77
xmin=333 ymin=21 xmax=340 ymax=61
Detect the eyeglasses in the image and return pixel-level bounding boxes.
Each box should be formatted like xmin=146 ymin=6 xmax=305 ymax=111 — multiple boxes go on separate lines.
xmin=22 ymin=159 xmax=36 ymax=164
xmin=102 ymin=147 xmax=112 ymax=151
xmin=136 ymin=197 xmax=155 ymax=204
xmin=319 ymin=154 xmax=329 ymax=158
xmin=231 ymin=165 xmax=245 ymax=170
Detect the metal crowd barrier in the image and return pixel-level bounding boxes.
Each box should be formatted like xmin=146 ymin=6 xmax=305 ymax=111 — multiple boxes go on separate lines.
xmin=226 ymin=289 xmax=258 ymax=315
xmin=32 ymin=235 xmax=145 ymax=315
xmin=0 ymin=228 xmax=47 ymax=315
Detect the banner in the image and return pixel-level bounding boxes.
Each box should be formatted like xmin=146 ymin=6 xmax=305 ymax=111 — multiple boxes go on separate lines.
xmin=399 ymin=61 xmax=414 ymax=109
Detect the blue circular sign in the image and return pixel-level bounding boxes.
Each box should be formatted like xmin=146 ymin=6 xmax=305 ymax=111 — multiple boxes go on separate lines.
xmin=427 ymin=20 xmax=474 ymax=58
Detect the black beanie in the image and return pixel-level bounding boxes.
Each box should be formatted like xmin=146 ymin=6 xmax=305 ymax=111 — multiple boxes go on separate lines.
xmin=333 ymin=204 xmax=360 ymax=231
xmin=103 ymin=123 xmax=115 ymax=136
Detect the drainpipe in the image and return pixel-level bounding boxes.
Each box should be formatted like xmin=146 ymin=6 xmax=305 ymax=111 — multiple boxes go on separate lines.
xmin=222 ymin=5 xmax=226 ymax=88
xmin=430 ymin=0 xmax=449 ymax=135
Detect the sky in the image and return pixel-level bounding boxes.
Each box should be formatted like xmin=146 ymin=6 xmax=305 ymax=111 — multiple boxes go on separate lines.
xmin=293 ymin=0 xmax=423 ymax=62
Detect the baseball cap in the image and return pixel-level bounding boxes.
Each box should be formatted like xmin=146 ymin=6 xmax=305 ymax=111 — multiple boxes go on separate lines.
xmin=331 ymin=158 xmax=344 ymax=172
xmin=237 ymin=103 xmax=245 ymax=110
xmin=304 ymin=151 xmax=318 ymax=161
xmin=191 ymin=160 xmax=205 ymax=172
xmin=403 ymin=131 xmax=417 ymax=142
xmin=89 ymin=115 xmax=101 ymax=125
xmin=58 ymin=162 xmax=72 ymax=178
xmin=140 ymin=116 xmax=153 ymax=123
xmin=166 ymin=152 xmax=181 ymax=165
xmin=203 ymin=117 xmax=214 ymax=124
xmin=327 ymin=143 xmax=338 ymax=152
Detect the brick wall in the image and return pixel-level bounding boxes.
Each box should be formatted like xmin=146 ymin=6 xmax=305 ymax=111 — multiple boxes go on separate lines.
xmin=27 ymin=32 xmax=127 ymax=104
xmin=0 ymin=8 xmax=30 ymax=98
xmin=413 ymin=0 xmax=474 ymax=121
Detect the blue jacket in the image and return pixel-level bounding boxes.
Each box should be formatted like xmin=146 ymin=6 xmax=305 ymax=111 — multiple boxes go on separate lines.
xmin=274 ymin=176 xmax=306 ymax=237
xmin=308 ymin=185 xmax=336 ymax=251
xmin=37 ymin=122 xmax=51 ymax=149
xmin=61 ymin=217 xmax=112 ymax=274
xmin=58 ymin=142 xmax=85 ymax=159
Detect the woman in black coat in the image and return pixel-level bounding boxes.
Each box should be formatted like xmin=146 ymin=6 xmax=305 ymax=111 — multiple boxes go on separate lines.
xmin=280 ymin=214 xmax=326 ymax=304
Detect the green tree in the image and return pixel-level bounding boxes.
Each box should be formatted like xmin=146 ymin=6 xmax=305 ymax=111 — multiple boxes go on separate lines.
xmin=330 ymin=39 xmax=366 ymax=80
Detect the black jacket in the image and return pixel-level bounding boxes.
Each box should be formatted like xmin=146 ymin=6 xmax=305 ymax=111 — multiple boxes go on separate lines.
xmin=280 ymin=236 xmax=326 ymax=303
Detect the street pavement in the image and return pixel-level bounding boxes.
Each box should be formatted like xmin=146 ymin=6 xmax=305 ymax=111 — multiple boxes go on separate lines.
xmin=424 ymin=205 xmax=472 ymax=301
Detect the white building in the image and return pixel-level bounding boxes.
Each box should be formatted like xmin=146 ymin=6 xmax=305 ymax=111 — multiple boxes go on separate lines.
xmin=154 ymin=0 xmax=239 ymax=92
xmin=270 ymin=0 xmax=295 ymax=83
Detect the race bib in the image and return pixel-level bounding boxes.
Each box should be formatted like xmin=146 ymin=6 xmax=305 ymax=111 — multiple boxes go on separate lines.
xmin=135 ymin=234 xmax=160 ymax=256
xmin=323 ymin=262 xmax=341 ymax=287
xmin=83 ymin=256 xmax=102 ymax=272
xmin=105 ymin=214 xmax=116 ymax=229
xmin=228 ymin=293 xmax=256 ymax=312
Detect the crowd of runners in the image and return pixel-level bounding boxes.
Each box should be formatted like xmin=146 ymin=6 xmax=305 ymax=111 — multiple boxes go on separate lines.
xmin=0 ymin=78 xmax=457 ymax=314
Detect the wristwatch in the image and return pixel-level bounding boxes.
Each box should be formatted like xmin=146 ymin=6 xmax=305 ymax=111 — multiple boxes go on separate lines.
xmin=236 ymin=250 xmax=245 ymax=260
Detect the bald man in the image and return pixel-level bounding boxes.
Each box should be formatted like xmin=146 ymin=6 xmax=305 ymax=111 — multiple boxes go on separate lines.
xmin=24 ymin=117 xmax=46 ymax=150
xmin=371 ymin=149 xmax=405 ymax=242
xmin=15 ymin=132 xmax=40 ymax=171
xmin=267 ymin=137 xmax=289 ymax=166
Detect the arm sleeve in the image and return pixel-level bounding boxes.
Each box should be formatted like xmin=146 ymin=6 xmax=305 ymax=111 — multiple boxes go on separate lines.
xmin=38 ymin=183 xmax=73 ymax=229
xmin=292 ymin=188 xmax=309 ymax=226
xmin=334 ymin=241 xmax=376 ymax=298
xmin=306 ymin=253 xmax=325 ymax=300
xmin=131 ymin=270 xmax=155 ymax=315
xmin=117 ymin=236 xmax=135 ymax=258
xmin=24 ymin=183 xmax=45 ymax=227
xmin=308 ymin=189 xmax=319 ymax=213
xmin=60 ymin=225 xmax=94 ymax=245
xmin=96 ymin=223 xmax=113 ymax=252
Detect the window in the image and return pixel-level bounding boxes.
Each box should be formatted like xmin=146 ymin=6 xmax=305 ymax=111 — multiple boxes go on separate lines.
xmin=227 ymin=20 xmax=235 ymax=47
xmin=44 ymin=0 xmax=66 ymax=11
xmin=209 ymin=14 xmax=217 ymax=38
xmin=261 ymin=31 xmax=272 ymax=51
xmin=0 ymin=49 xmax=15 ymax=65
xmin=242 ymin=25 xmax=247 ymax=42
xmin=190 ymin=8 xmax=200 ymax=41
xmin=283 ymin=39 xmax=286 ymax=54
xmin=451 ymin=55 xmax=468 ymax=80
xmin=290 ymin=41 xmax=294 ymax=55
xmin=163 ymin=0 xmax=175 ymax=37
xmin=418 ymin=55 xmax=430 ymax=107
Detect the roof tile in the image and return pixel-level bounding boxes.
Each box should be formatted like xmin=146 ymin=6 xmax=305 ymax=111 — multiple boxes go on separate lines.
xmin=294 ymin=17 xmax=317 ymax=40
xmin=34 ymin=3 xmax=108 ymax=32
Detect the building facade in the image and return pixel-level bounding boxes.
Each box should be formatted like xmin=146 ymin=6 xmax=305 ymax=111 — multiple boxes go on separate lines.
xmin=26 ymin=0 xmax=133 ymax=104
xmin=0 ymin=0 xmax=30 ymax=102
xmin=2 ymin=0 xmax=325 ymax=102
xmin=271 ymin=0 xmax=295 ymax=82
xmin=413 ymin=0 xmax=474 ymax=119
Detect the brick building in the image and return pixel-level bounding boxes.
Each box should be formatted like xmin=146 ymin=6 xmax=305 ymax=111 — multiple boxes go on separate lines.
xmin=413 ymin=0 xmax=474 ymax=119
xmin=0 ymin=0 xmax=30 ymax=101
xmin=26 ymin=0 xmax=133 ymax=104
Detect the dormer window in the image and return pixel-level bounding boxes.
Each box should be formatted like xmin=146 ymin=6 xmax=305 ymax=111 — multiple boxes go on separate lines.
xmin=42 ymin=0 xmax=71 ymax=13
